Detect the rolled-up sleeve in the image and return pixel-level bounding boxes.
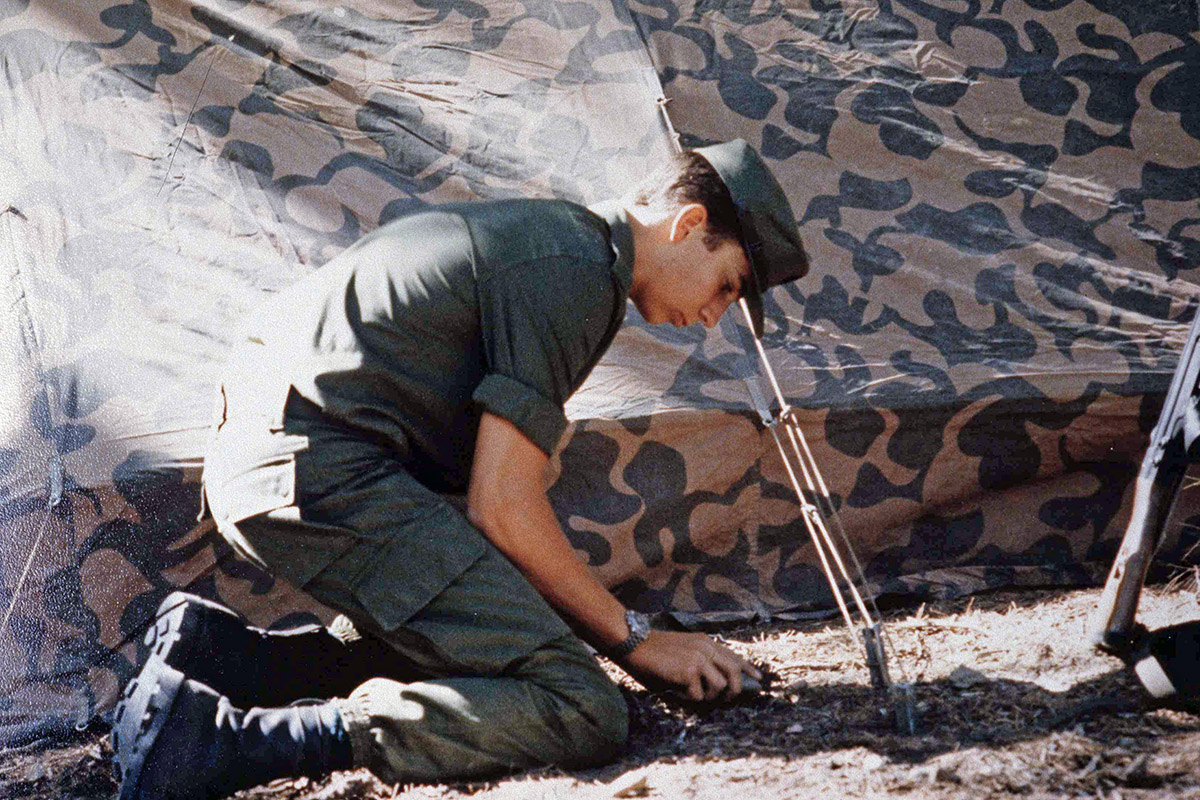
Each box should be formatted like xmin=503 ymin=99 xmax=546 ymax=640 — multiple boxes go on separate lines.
xmin=472 ymin=373 xmax=568 ymax=455
xmin=476 ymin=253 xmax=620 ymax=455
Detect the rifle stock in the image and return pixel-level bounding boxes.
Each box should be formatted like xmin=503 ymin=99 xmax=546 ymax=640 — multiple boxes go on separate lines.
xmin=1089 ymin=440 xmax=1189 ymax=653
xmin=1089 ymin=306 xmax=1200 ymax=656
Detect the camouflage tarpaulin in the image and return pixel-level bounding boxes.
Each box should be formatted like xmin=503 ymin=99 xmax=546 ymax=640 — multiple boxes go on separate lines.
xmin=1 ymin=0 xmax=1198 ymax=745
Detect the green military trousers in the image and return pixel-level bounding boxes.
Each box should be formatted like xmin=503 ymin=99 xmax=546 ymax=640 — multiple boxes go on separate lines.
xmin=216 ymin=395 xmax=629 ymax=783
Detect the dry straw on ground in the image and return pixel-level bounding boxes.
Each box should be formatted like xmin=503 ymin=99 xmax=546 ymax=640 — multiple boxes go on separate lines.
xmin=5 ymin=583 xmax=1200 ymax=800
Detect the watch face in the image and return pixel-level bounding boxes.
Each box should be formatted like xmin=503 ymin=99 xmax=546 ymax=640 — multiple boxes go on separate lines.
xmin=610 ymin=610 xmax=651 ymax=658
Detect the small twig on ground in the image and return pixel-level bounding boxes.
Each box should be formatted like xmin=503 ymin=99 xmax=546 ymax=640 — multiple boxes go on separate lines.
xmin=1045 ymin=697 xmax=1141 ymax=728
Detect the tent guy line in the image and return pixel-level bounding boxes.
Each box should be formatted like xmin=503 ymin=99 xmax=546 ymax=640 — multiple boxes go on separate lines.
xmin=158 ymin=41 xmax=227 ymax=198
xmin=0 ymin=453 xmax=60 ymax=638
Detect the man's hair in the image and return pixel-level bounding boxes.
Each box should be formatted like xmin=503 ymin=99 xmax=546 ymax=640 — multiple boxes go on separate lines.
xmin=631 ymin=150 xmax=741 ymax=251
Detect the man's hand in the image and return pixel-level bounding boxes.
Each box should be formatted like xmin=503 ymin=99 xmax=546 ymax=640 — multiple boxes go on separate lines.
xmin=468 ymin=411 xmax=761 ymax=704
xmin=621 ymin=630 xmax=762 ymax=702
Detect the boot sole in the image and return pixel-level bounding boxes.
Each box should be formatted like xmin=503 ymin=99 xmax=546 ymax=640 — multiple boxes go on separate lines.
xmin=143 ymin=591 xmax=247 ymax=692
xmin=112 ymin=591 xmax=230 ymax=798
xmin=143 ymin=594 xmax=193 ymax=669
xmin=112 ymin=661 xmax=185 ymax=800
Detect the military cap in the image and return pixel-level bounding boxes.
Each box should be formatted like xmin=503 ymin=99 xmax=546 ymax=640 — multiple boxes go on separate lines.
xmin=694 ymin=139 xmax=808 ymax=338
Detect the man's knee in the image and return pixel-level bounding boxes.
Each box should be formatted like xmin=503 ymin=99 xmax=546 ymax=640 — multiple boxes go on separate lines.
xmin=570 ymin=664 xmax=629 ymax=760
xmin=516 ymin=637 xmax=629 ymax=762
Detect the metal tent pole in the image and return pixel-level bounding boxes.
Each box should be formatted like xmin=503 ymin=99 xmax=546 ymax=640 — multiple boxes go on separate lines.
xmin=738 ymin=300 xmax=915 ymax=733
xmin=653 ymin=96 xmax=913 ymax=731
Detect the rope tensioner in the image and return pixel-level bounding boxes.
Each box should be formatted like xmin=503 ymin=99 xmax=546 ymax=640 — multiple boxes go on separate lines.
xmin=737 ymin=299 xmax=916 ymax=734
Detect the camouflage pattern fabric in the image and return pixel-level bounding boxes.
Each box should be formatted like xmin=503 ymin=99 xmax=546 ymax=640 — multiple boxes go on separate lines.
xmin=1 ymin=0 xmax=1198 ymax=745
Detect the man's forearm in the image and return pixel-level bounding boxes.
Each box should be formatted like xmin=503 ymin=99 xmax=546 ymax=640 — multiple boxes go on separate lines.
xmin=467 ymin=412 xmax=760 ymax=703
xmin=470 ymin=485 xmax=630 ymax=650
xmin=466 ymin=412 xmax=631 ymax=651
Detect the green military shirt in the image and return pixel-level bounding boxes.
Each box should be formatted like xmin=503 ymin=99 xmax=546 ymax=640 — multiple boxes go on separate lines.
xmin=204 ymin=198 xmax=635 ymax=588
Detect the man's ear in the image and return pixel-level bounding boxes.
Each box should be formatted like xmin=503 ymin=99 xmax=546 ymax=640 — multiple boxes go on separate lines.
xmin=668 ymin=203 xmax=708 ymax=244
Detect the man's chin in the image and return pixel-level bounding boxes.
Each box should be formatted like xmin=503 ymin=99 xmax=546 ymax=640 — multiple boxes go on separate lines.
xmin=634 ymin=304 xmax=681 ymax=328
xmin=633 ymin=302 xmax=664 ymax=326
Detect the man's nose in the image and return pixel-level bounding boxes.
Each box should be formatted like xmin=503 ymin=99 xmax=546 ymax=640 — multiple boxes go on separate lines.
xmin=700 ymin=297 xmax=731 ymax=328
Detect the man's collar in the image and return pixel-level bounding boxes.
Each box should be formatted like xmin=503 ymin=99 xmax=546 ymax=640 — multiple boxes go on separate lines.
xmin=588 ymin=199 xmax=634 ymax=290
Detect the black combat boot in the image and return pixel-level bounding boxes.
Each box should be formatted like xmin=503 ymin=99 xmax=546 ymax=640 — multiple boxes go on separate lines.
xmin=1130 ymin=620 xmax=1200 ymax=700
xmin=141 ymin=591 xmax=419 ymax=708
xmin=112 ymin=659 xmax=355 ymax=800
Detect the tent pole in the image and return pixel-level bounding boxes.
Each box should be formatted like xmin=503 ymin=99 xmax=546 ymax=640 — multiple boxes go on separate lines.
xmin=737 ymin=299 xmax=916 ymax=733
xmin=652 ymin=104 xmax=914 ymax=730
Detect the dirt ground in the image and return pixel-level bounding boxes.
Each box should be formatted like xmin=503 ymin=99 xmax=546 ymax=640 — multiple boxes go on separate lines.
xmin=6 ymin=582 xmax=1200 ymax=800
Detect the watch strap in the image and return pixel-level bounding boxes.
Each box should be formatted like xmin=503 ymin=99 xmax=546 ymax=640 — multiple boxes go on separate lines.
xmin=608 ymin=609 xmax=650 ymax=659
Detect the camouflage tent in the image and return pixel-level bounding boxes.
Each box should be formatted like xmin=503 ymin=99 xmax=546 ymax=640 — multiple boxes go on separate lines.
xmin=2 ymin=0 xmax=1198 ymax=746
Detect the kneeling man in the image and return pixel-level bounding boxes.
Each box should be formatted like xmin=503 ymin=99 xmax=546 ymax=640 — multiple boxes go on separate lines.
xmin=113 ymin=140 xmax=808 ymax=799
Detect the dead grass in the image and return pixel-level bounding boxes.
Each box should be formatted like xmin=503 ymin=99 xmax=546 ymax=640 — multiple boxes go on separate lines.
xmin=6 ymin=585 xmax=1200 ymax=800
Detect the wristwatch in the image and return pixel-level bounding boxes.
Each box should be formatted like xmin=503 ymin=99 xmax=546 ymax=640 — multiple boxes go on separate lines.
xmin=608 ymin=609 xmax=651 ymax=659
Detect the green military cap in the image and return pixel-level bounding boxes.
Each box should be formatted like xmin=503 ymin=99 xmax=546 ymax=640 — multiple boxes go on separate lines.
xmin=694 ymin=139 xmax=808 ymax=338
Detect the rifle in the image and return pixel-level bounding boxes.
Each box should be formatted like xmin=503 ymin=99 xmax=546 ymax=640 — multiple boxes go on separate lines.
xmin=1089 ymin=304 xmax=1200 ymax=658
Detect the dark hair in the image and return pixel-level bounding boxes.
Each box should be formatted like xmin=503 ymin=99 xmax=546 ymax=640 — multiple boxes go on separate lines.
xmin=631 ymin=150 xmax=741 ymax=251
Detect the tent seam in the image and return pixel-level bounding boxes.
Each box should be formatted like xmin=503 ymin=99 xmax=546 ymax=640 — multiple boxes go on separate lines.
xmin=0 ymin=206 xmax=64 ymax=635
xmin=612 ymin=12 xmax=782 ymax=436
xmin=1 ymin=206 xmax=57 ymax=429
